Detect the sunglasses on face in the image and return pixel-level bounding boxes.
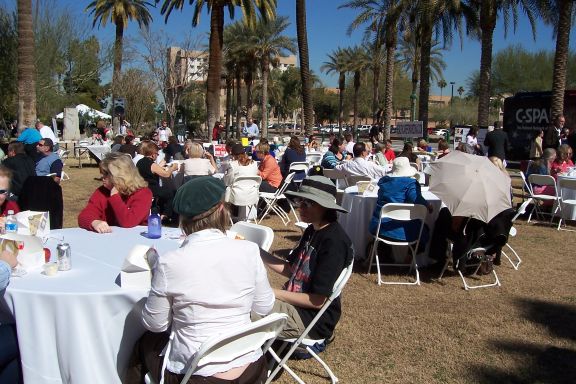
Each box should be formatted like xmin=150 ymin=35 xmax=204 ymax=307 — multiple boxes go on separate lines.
xmin=292 ymin=197 xmax=315 ymax=208
xmin=0 ymin=190 xmax=9 ymax=195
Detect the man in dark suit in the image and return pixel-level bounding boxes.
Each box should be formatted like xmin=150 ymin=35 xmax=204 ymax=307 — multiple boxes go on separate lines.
xmin=483 ymin=121 xmax=509 ymax=162
xmin=2 ymin=141 xmax=36 ymax=199
xmin=543 ymin=115 xmax=565 ymax=150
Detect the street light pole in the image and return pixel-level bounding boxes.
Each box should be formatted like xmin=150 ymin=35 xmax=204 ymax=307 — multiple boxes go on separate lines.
xmin=450 ymin=82 xmax=455 ymax=107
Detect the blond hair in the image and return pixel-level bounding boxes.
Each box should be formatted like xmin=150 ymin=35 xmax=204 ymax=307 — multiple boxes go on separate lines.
xmin=256 ymin=142 xmax=270 ymax=154
xmin=140 ymin=141 xmax=159 ymax=157
xmin=101 ymin=153 xmax=148 ymax=195
xmin=187 ymin=142 xmax=204 ymax=159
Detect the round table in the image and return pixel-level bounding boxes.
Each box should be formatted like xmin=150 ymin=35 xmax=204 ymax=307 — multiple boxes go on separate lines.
xmin=1 ymin=227 xmax=181 ymax=384
xmin=338 ymin=185 xmax=442 ymax=263
xmin=557 ymin=174 xmax=576 ymax=220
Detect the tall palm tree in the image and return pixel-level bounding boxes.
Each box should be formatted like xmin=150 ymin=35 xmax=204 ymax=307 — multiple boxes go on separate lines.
xmin=296 ymin=0 xmax=314 ymax=136
xmin=250 ymin=16 xmax=296 ymax=138
xmin=339 ymin=0 xmax=410 ymax=137
xmin=86 ymin=0 xmax=153 ymax=113
xmin=470 ymin=0 xmax=537 ymax=127
xmin=407 ymin=0 xmax=476 ymax=132
xmin=321 ymin=48 xmax=348 ymax=135
xmin=344 ymin=45 xmax=371 ymax=136
xmin=17 ymin=0 xmax=36 ymax=131
xmin=540 ymin=0 xmax=574 ymax=119
xmin=438 ymin=78 xmax=447 ymax=98
xmin=160 ymin=0 xmax=277 ymax=134
xmin=457 ymin=85 xmax=465 ymax=97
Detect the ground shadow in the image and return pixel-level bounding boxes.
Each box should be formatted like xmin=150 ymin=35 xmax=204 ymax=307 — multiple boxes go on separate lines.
xmin=517 ymin=298 xmax=576 ymax=342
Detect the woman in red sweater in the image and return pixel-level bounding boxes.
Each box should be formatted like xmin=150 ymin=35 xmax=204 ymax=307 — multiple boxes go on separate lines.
xmin=78 ymin=153 xmax=152 ymax=233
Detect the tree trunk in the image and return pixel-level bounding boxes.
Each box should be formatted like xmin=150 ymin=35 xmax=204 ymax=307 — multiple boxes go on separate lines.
xmin=338 ymin=72 xmax=345 ymax=136
xmin=353 ymin=72 xmax=360 ymax=137
xmin=551 ymin=0 xmax=573 ymax=119
xmin=225 ymin=75 xmax=232 ymax=139
xmin=245 ymin=70 xmax=254 ymax=121
xmin=372 ymin=59 xmax=380 ymax=125
xmin=206 ymin=5 xmax=224 ymax=136
xmin=261 ymin=58 xmax=269 ymax=138
xmin=418 ymin=22 xmax=432 ymax=136
xmin=111 ymin=18 xmax=124 ymax=117
xmin=296 ymin=0 xmax=314 ymax=136
xmin=235 ymin=69 xmax=242 ymax=139
xmin=382 ymin=39 xmax=396 ymax=139
xmin=477 ymin=1 xmax=496 ymax=127
xmin=17 ymin=0 xmax=36 ymax=131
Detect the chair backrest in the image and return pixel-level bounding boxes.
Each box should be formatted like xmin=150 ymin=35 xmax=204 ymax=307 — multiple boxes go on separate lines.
xmin=230 ymin=221 xmax=274 ymax=251
xmin=306 ymin=153 xmax=322 ymax=165
xmin=380 ymin=203 xmax=428 ymax=222
xmin=277 ymin=172 xmax=296 ymax=195
xmin=528 ymin=174 xmax=557 ymax=193
xmin=323 ymin=168 xmax=346 ymax=180
xmin=288 ymin=161 xmax=309 ymax=173
xmin=519 ymin=171 xmax=533 ymax=194
xmin=180 ymin=313 xmax=288 ymax=384
xmin=512 ymin=198 xmax=533 ymax=222
xmin=227 ymin=175 xmax=262 ymax=206
xmin=345 ymin=175 xmax=371 ymax=188
xmin=557 ymin=177 xmax=576 ymax=199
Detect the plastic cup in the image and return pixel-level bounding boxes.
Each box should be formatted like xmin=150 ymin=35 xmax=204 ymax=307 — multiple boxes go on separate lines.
xmin=43 ymin=262 xmax=59 ymax=276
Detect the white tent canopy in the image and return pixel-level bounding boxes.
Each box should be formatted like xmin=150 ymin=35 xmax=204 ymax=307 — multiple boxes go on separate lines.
xmin=55 ymin=104 xmax=111 ymax=120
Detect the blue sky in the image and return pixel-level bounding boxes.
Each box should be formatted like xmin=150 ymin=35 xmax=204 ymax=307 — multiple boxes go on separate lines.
xmin=5 ymin=0 xmax=575 ymax=95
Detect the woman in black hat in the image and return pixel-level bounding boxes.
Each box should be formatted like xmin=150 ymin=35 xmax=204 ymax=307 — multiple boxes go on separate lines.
xmin=126 ymin=177 xmax=274 ymax=384
xmin=258 ymin=176 xmax=354 ymax=344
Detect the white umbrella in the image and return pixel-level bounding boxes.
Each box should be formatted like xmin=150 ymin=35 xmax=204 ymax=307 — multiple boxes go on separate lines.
xmin=55 ymin=104 xmax=111 ymax=119
xmin=425 ymin=151 xmax=512 ymax=223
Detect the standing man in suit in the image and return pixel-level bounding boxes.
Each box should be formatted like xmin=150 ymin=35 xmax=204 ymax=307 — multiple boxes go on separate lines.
xmin=483 ymin=121 xmax=509 ymax=163
xmin=543 ymin=115 xmax=565 ymax=150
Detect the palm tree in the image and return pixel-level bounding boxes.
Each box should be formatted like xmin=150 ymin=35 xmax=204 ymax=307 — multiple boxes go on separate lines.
xmin=540 ymin=1 xmax=574 ymax=119
xmin=321 ymin=48 xmax=348 ymax=135
xmin=159 ymin=0 xmax=277 ymax=134
xmin=250 ymin=16 xmax=296 ymax=138
xmin=86 ymin=0 xmax=153 ymax=113
xmin=296 ymin=0 xmax=314 ymax=136
xmin=470 ymin=0 xmax=537 ymax=127
xmin=457 ymin=85 xmax=465 ymax=97
xmin=437 ymin=79 xmax=447 ymax=98
xmin=344 ymin=45 xmax=371 ymax=136
xmin=17 ymin=0 xmax=36 ymax=131
xmin=339 ymin=0 xmax=410 ymax=138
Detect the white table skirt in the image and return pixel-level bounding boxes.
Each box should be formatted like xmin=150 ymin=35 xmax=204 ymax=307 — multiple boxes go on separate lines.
xmin=338 ymin=186 xmax=441 ymax=263
xmin=88 ymin=144 xmax=111 ymax=161
xmin=1 ymin=227 xmax=180 ymax=384
xmin=557 ymin=175 xmax=576 ymax=220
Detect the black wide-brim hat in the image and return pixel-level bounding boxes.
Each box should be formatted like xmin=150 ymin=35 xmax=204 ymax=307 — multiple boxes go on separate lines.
xmin=285 ymin=176 xmax=348 ymax=213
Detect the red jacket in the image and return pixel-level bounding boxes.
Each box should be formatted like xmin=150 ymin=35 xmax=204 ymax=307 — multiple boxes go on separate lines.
xmin=78 ymin=186 xmax=152 ymax=231
xmin=1 ymin=200 xmax=20 ymax=216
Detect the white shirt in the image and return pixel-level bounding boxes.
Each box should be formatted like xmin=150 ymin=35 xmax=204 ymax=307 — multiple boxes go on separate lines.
xmin=345 ymin=141 xmax=355 ymax=155
xmin=157 ymin=127 xmax=172 ymax=142
xmin=223 ymin=160 xmax=259 ymax=187
xmin=39 ymin=125 xmax=57 ymax=142
xmin=466 ymin=135 xmax=478 ymax=147
xmin=142 ymin=229 xmax=275 ymax=376
xmin=183 ymin=158 xmax=215 ymax=176
xmin=335 ymin=157 xmax=387 ymax=180
xmin=245 ymin=122 xmax=259 ymax=137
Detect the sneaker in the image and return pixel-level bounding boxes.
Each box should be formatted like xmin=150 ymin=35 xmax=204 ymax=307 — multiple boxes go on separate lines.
xmin=291 ymin=340 xmax=326 ymax=360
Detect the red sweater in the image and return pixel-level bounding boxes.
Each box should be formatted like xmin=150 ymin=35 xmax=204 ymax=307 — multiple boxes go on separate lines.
xmin=1 ymin=200 xmax=20 ymax=216
xmin=258 ymin=154 xmax=283 ymax=188
xmin=78 ymin=186 xmax=152 ymax=231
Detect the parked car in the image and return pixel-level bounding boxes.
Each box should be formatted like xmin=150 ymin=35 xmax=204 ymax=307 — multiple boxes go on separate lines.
xmin=433 ymin=129 xmax=448 ymax=136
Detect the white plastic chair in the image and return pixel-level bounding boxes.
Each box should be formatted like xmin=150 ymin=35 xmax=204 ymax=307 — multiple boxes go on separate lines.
xmin=306 ymin=153 xmax=322 ymax=166
xmin=258 ymin=172 xmax=298 ymax=225
xmin=266 ymin=261 xmax=354 ymax=384
xmin=145 ymin=313 xmax=288 ymax=384
xmin=527 ymin=174 xmax=559 ymax=224
xmin=367 ymin=203 xmax=427 ymax=286
xmin=455 ymin=247 xmax=501 ymax=290
xmin=556 ymin=177 xmax=576 ymax=231
xmin=230 ymin=221 xmax=274 ymax=251
xmin=500 ymin=199 xmax=532 ymax=270
xmin=288 ymin=161 xmax=310 ymax=188
xmin=323 ymin=169 xmax=347 ymax=191
xmin=344 ymin=175 xmax=371 ymax=189
xmin=226 ymin=175 xmax=262 ymax=222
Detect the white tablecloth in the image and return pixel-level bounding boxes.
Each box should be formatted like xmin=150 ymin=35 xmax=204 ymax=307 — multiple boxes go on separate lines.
xmin=338 ymin=186 xmax=441 ymax=262
xmin=87 ymin=144 xmax=111 ymax=161
xmin=1 ymin=227 xmax=180 ymax=384
xmin=557 ymin=174 xmax=576 ymax=219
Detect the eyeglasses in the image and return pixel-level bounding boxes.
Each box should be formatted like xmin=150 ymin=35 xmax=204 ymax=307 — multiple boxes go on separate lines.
xmin=0 ymin=190 xmax=8 ymax=195
xmin=292 ymin=197 xmax=315 ymax=208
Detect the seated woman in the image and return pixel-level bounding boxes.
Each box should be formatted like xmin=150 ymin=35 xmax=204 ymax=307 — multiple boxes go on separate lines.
xmin=307 ymin=135 xmax=319 ymax=151
xmin=78 ymin=153 xmax=152 ymax=233
xmin=397 ymin=142 xmax=422 ymax=170
xmin=182 ymin=142 xmax=216 ymax=177
xmin=369 ymin=157 xmax=432 ymax=244
xmin=223 ymin=144 xmax=259 ymax=186
xmin=526 ymin=148 xmax=557 ymax=197
xmin=0 ymin=166 xmax=20 ymax=232
xmin=279 ymin=136 xmax=306 ymax=181
xmin=136 ymin=141 xmax=180 ymax=220
xmin=550 ymin=144 xmax=574 ymax=178
xmin=164 ymin=136 xmax=185 ymax=163
xmin=126 ymin=177 xmax=274 ymax=384
xmin=320 ymin=138 xmax=345 ymax=169
xmin=374 ymin=142 xmax=389 ymax=167
xmin=436 ymin=139 xmax=451 ymax=159
xmin=256 ymin=142 xmax=282 ymax=192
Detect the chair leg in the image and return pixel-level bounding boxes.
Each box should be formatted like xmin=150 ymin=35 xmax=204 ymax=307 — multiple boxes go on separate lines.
xmin=502 ymin=244 xmax=521 ymax=270
xmin=306 ymin=346 xmax=339 ymax=383
xmin=458 ymin=268 xmax=501 ymax=290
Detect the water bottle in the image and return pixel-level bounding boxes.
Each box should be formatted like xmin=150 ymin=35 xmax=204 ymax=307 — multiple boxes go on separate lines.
xmin=5 ymin=210 xmax=18 ymax=233
xmin=216 ymin=157 xmax=222 ymax=172
xmin=147 ymin=208 xmax=161 ymax=239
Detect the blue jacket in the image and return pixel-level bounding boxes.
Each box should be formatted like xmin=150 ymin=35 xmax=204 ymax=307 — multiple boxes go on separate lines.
xmin=369 ymin=176 xmax=429 ymax=242
xmin=279 ymin=147 xmax=307 ymax=180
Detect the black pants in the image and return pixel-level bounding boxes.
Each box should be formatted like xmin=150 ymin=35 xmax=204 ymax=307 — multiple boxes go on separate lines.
xmin=125 ymin=331 xmax=267 ymax=384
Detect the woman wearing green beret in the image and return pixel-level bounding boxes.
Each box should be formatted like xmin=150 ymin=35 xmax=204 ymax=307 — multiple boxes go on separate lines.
xmin=126 ymin=176 xmax=275 ymax=384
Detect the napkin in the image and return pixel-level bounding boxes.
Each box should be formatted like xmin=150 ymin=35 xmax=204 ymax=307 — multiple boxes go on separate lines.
xmin=120 ymin=245 xmax=158 ymax=289
xmin=15 ymin=211 xmax=50 ymax=237
xmin=0 ymin=233 xmax=44 ymax=269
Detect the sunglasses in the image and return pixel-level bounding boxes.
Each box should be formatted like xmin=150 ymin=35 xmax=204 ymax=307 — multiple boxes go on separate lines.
xmin=292 ymin=197 xmax=315 ymax=208
xmin=0 ymin=190 xmax=9 ymax=195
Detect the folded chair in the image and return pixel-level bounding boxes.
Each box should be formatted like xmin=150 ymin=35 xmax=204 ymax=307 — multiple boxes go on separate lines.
xmin=230 ymin=221 xmax=274 ymax=252
xmin=266 ymin=261 xmax=354 ymax=384
xmin=367 ymin=203 xmax=427 ymax=286
xmin=258 ymin=172 xmax=298 ymax=225
xmin=145 ymin=313 xmax=288 ymax=384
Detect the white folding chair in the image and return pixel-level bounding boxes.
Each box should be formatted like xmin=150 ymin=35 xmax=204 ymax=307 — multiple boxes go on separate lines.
xmin=455 ymin=247 xmax=501 ymax=290
xmin=226 ymin=175 xmax=261 ymax=222
xmin=344 ymin=175 xmax=371 ymax=188
xmin=501 ymin=199 xmax=532 ymax=270
xmin=306 ymin=153 xmax=322 ymax=166
xmin=527 ymin=174 xmax=559 ymax=224
xmin=266 ymin=261 xmax=354 ymax=384
xmin=556 ymin=177 xmax=576 ymax=231
xmin=288 ymin=161 xmax=310 ymax=188
xmin=144 ymin=313 xmax=288 ymax=384
xmin=367 ymin=203 xmax=427 ymax=286
xmin=230 ymin=221 xmax=274 ymax=251
xmin=323 ymin=169 xmax=347 ymax=192
xmin=258 ymin=172 xmax=298 ymax=225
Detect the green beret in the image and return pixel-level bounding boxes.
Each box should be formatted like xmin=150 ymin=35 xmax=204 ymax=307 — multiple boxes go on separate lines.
xmin=173 ymin=176 xmax=226 ymax=217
